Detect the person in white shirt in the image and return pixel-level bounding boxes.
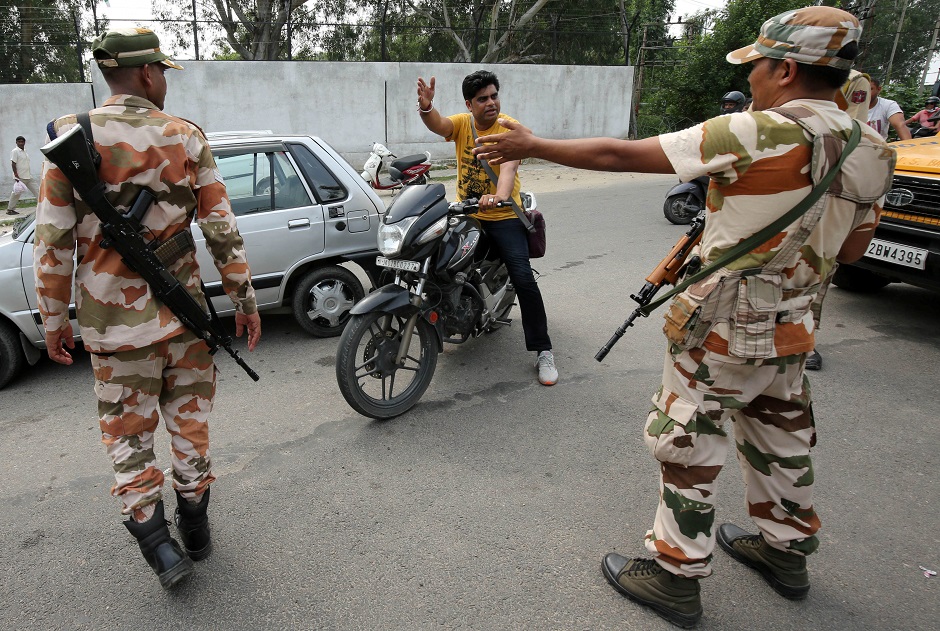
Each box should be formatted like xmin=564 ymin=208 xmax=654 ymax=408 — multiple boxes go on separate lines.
xmin=866 ymin=77 xmax=911 ymax=140
xmin=8 ymin=136 xmax=41 ymax=215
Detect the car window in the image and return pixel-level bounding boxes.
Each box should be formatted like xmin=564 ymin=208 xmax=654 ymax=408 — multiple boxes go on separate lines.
xmin=288 ymin=144 xmax=347 ymax=203
xmin=272 ymin=152 xmax=312 ymax=210
xmin=216 ymin=151 xmax=311 ymax=215
xmin=216 ymin=152 xmax=272 ymax=216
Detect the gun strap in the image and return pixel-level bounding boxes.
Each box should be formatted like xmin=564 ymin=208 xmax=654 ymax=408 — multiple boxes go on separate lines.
xmin=639 ymin=120 xmax=862 ymax=317
xmin=75 ymin=110 xmax=229 ymax=338
xmin=470 ymin=123 xmax=535 ymax=232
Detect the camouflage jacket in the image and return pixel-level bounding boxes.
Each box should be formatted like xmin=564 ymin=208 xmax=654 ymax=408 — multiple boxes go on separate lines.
xmin=34 ymin=94 xmax=256 ymax=353
xmin=658 ymin=99 xmax=896 ymax=358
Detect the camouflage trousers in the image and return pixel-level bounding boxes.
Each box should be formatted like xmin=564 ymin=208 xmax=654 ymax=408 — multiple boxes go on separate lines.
xmin=89 ymin=330 xmax=217 ymax=516
xmin=642 ymin=346 xmax=819 ymax=578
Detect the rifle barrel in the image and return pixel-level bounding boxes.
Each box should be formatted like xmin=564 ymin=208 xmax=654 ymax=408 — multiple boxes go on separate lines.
xmin=595 ymin=306 xmax=646 ymax=362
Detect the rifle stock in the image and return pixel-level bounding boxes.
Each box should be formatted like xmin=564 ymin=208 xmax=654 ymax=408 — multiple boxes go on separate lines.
xmin=595 ymin=217 xmax=704 ymax=362
xmin=41 ymin=124 xmax=260 ymax=381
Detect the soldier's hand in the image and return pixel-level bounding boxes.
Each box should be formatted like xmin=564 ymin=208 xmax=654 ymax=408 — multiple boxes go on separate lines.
xmin=236 ymin=311 xmax=261 ymax=351
xmin=45 ymin=325 xmax=75 ymax=365
xmin=473 ymin=118 xmax=534 ymax=165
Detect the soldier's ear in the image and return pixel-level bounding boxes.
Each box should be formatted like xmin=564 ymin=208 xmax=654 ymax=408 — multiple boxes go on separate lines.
xmin=779 ymin=59 xmax=799 ymax=87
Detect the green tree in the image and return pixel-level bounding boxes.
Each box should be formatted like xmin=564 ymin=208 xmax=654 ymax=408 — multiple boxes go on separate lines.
xmin=1 ymin=0 xmax=99 ymax=84
xmin=853 ymin=0 xmax=936 ymax=85
xmin=641 ymin=0 xmax=807 ymax=133
xmin=331 ymin=0 xmax=673 ymax=64
xmin=154 ymin=0 xmax=354 ymax=61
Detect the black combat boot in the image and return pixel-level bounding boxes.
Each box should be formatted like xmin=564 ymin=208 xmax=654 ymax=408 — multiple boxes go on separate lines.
xmin=124 ymin=501 xmax=193 ymax=589
xmin=602 ymin=554 xmax=702 ymax=628
xmin=717 ymin=523 xmax=810 ymax=599
xmin=174 ymin=487 xmax=212 ymax=561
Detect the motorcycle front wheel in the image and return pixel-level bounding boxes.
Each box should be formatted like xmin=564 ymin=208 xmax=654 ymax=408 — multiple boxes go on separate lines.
xmin=336 ymin=311 xmax=438 ymax=419
xmin=663 ymin=193 xmax=701 ymax=225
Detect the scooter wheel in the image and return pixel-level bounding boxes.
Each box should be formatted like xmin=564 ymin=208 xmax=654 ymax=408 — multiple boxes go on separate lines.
xmin=664 ymin=193 xmax=701 ymax=225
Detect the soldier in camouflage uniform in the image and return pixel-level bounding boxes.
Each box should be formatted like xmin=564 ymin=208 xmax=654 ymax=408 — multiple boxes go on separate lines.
xmin=475 ymin=6 xmax=896 ymax=627
xmin=34 ymin=28 xmax=261 ymax=589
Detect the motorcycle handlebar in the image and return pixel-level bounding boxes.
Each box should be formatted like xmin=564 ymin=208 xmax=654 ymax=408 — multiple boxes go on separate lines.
xmin=448 ymin=199 xmax=513 ymax=214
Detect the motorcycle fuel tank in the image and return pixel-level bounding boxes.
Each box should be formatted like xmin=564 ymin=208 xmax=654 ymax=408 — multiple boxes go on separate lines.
xmin=438 ymin=215 xmax=483 ymax=278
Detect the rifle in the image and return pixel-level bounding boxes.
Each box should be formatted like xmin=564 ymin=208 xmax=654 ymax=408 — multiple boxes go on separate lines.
xmin=595 ymin=216 xmax=704 ymax=362
xmin=41 ymin=124 xmax=260 ymax=381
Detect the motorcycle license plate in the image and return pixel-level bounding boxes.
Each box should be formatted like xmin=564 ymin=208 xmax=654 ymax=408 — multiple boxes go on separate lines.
xmin=863 ymin=239 xmax=927 ymax=270
xmin=376 ymin=256 xmax=420 ymax=272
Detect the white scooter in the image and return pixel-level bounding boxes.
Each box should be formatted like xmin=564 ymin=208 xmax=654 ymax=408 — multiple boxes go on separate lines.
xmin=360 ymin=142 xmax=433 ymax=190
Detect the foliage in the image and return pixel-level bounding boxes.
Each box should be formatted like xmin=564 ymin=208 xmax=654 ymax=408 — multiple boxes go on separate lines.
xmin=640 ymin=0 xmax=807 ymax=133
xmin=635 ymin=0 xmax=937 ymax=137
xmin=0 ymin=0 xmax=100 ymax=84
xmin=882 ymin=79 xmax=931 ymax=120
xmin=855 ymin=0 xmax=936 ymax=84
xmin=154 ymin=0 xmax=354 ymax=61
xmin=150 ymin=1 xmax=674 ymax=64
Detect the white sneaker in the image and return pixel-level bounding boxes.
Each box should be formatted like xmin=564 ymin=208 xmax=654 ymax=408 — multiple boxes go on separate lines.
xmin=535 ymin=351 xmax=558 ymax=386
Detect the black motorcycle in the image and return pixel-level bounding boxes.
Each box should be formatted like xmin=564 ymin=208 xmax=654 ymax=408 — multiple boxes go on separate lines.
xmin=335 ymin=183 xmax=524 ymax=419
xmin=663 ymin=175 xmax=709 ymax=224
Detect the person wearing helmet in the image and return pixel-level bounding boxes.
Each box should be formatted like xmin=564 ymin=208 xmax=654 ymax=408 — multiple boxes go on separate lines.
xmin=719 ymin=90 xmax=747 ymax=114
xmin=906 ymin=95 xmax=940 ymax=136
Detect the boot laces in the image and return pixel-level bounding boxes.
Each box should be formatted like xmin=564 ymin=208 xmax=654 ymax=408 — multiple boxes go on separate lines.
xmin=737 ymin=534 xmax=763 ymax=551
xmin=624 ymin=558 xmax=663 ymax=578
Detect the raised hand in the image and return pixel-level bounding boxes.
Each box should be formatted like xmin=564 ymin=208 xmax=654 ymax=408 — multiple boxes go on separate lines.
xmin=417 ymin=76 xmax=436 ymax=110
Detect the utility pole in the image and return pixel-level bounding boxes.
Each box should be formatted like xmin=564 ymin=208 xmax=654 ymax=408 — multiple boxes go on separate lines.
xmin=629 ymin=25 xmax=648 ymax=139
xmin=885 ymin=0 xmax=909 ymax=82
xmin=72 ymin=8 xmax=86 ymax=83
xmin=191 ymin=0 xmax=200 ymax=60
xmin=920 ymin=16 xmax=940 ymax=93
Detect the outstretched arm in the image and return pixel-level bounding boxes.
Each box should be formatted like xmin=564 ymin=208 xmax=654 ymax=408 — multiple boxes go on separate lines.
xmin=472 ymin=118 xmax=674 ymax=174
xmin=888 ymin=112 xmax=912 ymax=140
xmin=417 ymin=76 xmax=454 ymax=138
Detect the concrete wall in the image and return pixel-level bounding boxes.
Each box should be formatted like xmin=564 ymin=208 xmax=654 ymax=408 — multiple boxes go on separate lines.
xmin=2 ymin=61 xmax=633 ymax=199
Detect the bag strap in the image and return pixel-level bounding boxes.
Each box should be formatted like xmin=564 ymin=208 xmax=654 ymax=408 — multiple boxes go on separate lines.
xmin=639 ymin=120 xmax=862 ymax=317
xmin=471 ymin=122 xmax=535 ymax=232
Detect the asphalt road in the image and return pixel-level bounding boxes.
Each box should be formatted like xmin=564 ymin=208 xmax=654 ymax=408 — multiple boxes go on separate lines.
xmin=1 ymin=168 xmax=937 ymax=630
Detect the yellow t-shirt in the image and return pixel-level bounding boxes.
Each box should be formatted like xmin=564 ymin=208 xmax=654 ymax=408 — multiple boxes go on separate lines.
xmin=446 ymin=112 xmax=522 ymax=222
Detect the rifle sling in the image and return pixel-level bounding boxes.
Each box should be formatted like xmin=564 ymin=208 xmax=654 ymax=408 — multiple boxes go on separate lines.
xmin=639 ymin=120 xmax=862 ymax=317
xmin=74 ymin=111 xmax=230 ymax=342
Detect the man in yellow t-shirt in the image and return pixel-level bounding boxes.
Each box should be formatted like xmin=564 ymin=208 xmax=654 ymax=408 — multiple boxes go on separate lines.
xmin=416 ymin=70 xmax=557 ymax=385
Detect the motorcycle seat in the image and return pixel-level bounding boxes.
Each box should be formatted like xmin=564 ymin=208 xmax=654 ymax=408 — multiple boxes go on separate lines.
xmin=390 ymin=154 xmax=429 ymax=170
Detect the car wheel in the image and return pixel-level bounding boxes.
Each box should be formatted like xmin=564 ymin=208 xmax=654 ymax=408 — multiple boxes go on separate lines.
xmin=291 ymin=266 xmax=365 ymax=337
xmin=832 ymin=265 xmax=891 ymax=293
xmin=0 ymin=320 xmax=26 ymax=390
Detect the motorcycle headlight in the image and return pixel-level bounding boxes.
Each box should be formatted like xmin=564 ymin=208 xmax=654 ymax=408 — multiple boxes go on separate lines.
xmin=414 ymin=217 xmax=448 ymax=246
xmin=378 ymin=216 xmax=417 ymax=256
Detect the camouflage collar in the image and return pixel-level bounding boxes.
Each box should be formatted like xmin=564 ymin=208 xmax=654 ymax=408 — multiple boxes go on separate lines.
xmin=103 ymin=94 xmax=160 ymax=111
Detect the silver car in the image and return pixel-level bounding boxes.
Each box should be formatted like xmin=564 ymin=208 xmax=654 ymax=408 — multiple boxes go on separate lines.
xmin=0 ymin=131 xmax=385 ymax=389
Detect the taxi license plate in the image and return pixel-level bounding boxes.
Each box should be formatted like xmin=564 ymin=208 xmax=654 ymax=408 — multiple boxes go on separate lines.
xmin=376 ymin=256 xmax=420 ymax=272
xmin=864 ymin=238 xmax=927 ymax=270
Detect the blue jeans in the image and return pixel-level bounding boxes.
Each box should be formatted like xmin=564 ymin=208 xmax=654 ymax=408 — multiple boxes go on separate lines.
xmin=481 ymin=218 xmax=552 ymax=352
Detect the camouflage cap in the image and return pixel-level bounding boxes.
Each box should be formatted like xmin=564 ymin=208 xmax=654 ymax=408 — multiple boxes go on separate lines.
xmin=91 ymin=27 xmax=183 ymax=70
xmin=726 ymin=6 xmax=860 ymax=70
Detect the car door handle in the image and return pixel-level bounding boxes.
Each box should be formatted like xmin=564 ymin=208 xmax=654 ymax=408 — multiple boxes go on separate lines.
xmin=288 ymin=218 xmax=310 ymax=229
